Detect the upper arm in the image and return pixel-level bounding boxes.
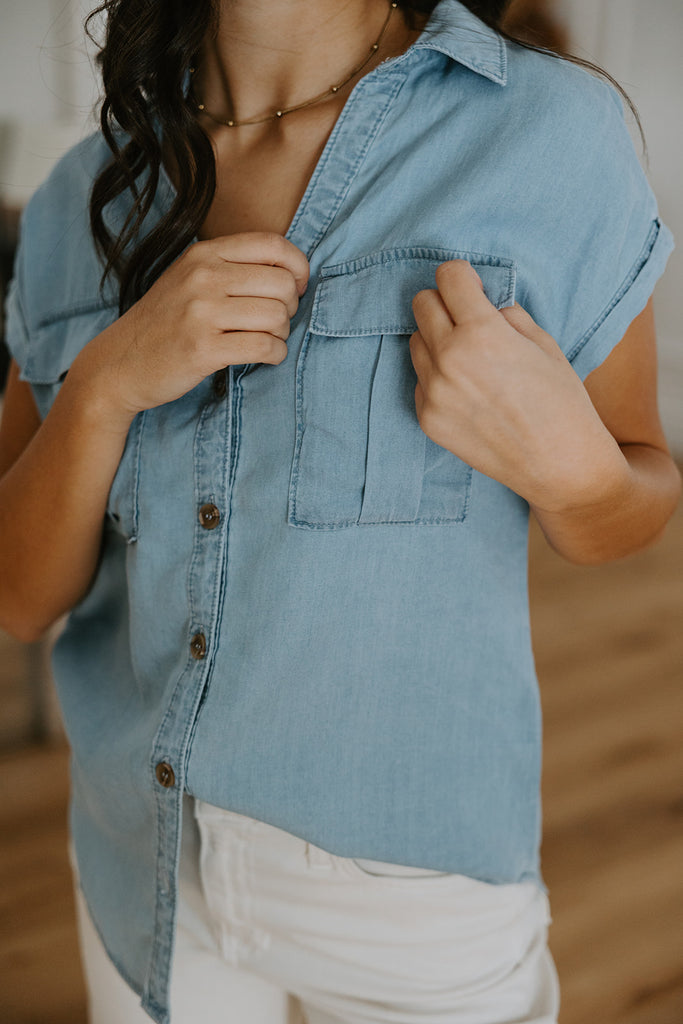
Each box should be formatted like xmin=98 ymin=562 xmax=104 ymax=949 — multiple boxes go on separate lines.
xmin=582 ymin=295 xmax=670 ymax=453
xmin=0 ymin=360 xmax=42 ymax=479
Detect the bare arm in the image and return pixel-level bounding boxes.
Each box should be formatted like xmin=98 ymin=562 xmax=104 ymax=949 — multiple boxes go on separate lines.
xmin=529 ymin=297 xmax=681 ymax=564
xmin=0 ymin=232 xmax=309 ymax=642
xmin=0 ymin=359 xmax=132 ymax=641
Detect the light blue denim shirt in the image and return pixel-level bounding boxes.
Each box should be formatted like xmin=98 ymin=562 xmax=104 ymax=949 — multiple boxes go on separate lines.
xmin=4 ymin=1 xmax=674 ymax=1020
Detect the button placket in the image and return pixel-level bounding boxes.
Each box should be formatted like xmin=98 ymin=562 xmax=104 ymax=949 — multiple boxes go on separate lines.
xmin=147 ymin=392 xmax=234 ymax=1014
xmin=145 ymin=60 xmax=415 ymax=1019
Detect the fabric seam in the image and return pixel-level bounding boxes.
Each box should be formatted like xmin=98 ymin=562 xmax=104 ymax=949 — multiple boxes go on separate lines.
xmin=566 ymin=217 xmax=661 ymax=364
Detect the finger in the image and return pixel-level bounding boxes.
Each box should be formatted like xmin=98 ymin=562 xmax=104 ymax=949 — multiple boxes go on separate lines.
xmin=412 ymin=288 xmax=455 ymax=352
xmin=218 ymin=331 xmax=288 ymax=366
xmin=219 ymin=263 xmax=300 ymax=319
xmin=434 ymin=259 xmax=497 ymax=325
xmin=408 ymin=329 xmax=436 ymax=382
xmin=217 ymin=295 xmax=291 ymax=341
xmin=499 ymin=303 xmax=566 ymax=361
xmin=205 ymin=232 xmax=310 ymax=296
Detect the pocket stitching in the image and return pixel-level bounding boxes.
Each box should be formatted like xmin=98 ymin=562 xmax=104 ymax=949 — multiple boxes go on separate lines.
xmin=312 ymin=252 xmax=515 ymax=337
xmin=288 ymin=250 xmax=514 ymax=530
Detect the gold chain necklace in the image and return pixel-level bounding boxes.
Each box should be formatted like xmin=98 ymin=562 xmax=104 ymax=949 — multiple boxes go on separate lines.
xmin=190 ymin=1 xmax=398 ymax=128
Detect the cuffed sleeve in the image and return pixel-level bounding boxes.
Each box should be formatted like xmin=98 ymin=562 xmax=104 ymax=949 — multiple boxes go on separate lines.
xmin=560 ymin=80 xmax=674 ymax=378
xmin=567 ymin=212 xmax=674 ymax=380
xmin=3 ymin=257 xmax=30 ymax=377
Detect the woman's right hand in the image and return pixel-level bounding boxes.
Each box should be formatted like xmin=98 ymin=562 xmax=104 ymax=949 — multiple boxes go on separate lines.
xmin=75 ymin=232 xmax=310 ymax=428
xmin=0 ymin=232 xmax=309 ymax=639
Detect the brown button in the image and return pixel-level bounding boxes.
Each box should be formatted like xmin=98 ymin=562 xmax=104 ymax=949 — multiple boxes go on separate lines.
xmin=212 ymin=370 xmax=227 ymax=399
xmin=155 ymin=761 xmax=175 ymax=788
xmin=198 ymin=503 xmax=220 ymax=530
xmin=190 ymin=632 xmax=207 ymax=660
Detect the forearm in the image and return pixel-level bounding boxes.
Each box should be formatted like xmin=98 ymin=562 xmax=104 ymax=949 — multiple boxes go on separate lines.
xmin=531 ymin=442 xmax=682 ymax=565
xmin=0 ymin=364 xmax=133 ymax=641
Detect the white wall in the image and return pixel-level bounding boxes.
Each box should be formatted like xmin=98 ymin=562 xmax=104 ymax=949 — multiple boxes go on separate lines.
xmin=0 ymin=0 xmax=99 ymax=205
xmin=0 ymin=0 xmax=96 ymax=121
xmin=552 ymin=0 xmax=683 ymax=453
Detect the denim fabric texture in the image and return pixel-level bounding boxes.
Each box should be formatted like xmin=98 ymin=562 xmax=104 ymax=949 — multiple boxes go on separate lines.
xmin=3 ymin=1 xmax=674 ymax=1020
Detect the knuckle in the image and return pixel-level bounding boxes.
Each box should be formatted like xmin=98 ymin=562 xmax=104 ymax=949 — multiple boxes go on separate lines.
xmin=415 ymin=398 xmax=428 ymax=428
xmin=417 ymin=402 xmax=439 ymax=436
xmin=187 ymin=263 xmax=213 ymax=291
xmin=423 ymin=372 xmax=445 ymax=407
xmin=266 ymin=302 xmax=290 ymax=336
xmin=283 ymin=269 xmax=300 ymax=304
xmin=439 ymin=355 xmax=462 ymax=389
xmin=259 ymin=335 xmax=286 ymax=363
xmin=412 ymin=289 xmax=432 ymax=312
xmin=274 ymin=339 xmax=289 ymax=364
xmin=278 ymin=301 xmax=291 ymax=328
xmin=183 ymin=241 xmax=209 ymax=269
xmin=262 ymin=230 xmax=287 ymax=254
xmin=408 ymin=330 xmax=423 ymax=359
xmin=183 ymin=295 xmax=208 ymax=323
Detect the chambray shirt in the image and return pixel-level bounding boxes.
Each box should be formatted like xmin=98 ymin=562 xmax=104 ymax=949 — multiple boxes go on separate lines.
xmin=5 ymin=1 xmax=674 ymax=1020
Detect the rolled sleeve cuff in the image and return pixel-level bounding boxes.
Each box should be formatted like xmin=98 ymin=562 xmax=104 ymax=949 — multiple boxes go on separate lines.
xmin=567 ymin=217 xmax=675 ymax=380
xmin=3 ymin=275 xmax=31 ymax=377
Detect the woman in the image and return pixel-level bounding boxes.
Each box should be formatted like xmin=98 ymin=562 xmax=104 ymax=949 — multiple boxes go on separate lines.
xmin=0 ymin=1 xmax=679 ymax=1022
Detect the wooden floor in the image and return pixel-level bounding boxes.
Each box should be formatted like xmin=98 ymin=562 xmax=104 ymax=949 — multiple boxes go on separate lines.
xmin=530 ymin=502 xmax=683 ymax=1024
xmin=1 ymin=502 xmax=682 ymax=1024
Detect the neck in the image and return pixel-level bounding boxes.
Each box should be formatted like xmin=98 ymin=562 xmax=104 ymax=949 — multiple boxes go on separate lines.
xmin=194 ymin=0 xmax=419 ymax=130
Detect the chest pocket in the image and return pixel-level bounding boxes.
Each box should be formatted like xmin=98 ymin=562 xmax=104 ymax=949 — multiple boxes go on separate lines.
xmin=20 ymin=304 xmax=143 ymax=542
xmin=288 ymin=249 xmax=516 ymax=529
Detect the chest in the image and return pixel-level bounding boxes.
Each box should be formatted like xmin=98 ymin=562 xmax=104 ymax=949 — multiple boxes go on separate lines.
xmin=197 ymin=111 xmax=342 ymax=240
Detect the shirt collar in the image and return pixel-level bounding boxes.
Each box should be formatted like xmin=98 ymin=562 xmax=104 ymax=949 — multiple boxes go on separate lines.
xmin=412 ymin=0 xmax=508 ymax=86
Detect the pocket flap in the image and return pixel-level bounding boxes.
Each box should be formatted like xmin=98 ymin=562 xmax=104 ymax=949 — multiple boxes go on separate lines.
xmin=310 ymin=249 xmax=516 ymax=337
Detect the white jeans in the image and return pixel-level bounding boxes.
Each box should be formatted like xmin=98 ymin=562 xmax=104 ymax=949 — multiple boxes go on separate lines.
xmin=73 ymin=795 xmax=560 ymax=1024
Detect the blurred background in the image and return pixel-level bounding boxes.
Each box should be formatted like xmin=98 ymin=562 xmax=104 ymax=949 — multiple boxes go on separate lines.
xmin=0 ymin=1 xmax=681 ymax=1022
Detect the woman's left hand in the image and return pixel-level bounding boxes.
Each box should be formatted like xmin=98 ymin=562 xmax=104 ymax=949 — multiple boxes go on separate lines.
xmin=409 ymin=259 xmax=626 ymax=513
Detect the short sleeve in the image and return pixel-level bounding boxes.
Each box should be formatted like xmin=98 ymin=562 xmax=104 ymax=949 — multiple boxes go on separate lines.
xmin=1 ymin=136 xmax=119 ymax=416
xmin=559 ymin=80 xmax=674 ymax=380
xmin=3 ymin=229 xmax=31 ymax=376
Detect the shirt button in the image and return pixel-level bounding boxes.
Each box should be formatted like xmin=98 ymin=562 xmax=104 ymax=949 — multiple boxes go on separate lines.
xmin=212 ymin=370 xmax=227 ymax=399
xmin=198 ymin=503 xmax=220 ymax=530
xmin=190 ymin=632 xmax=207 ymax=660
xmin=155 ymin=761 xmax=175 ymax=788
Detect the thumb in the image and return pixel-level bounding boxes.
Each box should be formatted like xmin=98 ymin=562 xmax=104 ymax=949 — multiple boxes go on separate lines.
xmin=500 ymin=302 xmax=565 ymax=361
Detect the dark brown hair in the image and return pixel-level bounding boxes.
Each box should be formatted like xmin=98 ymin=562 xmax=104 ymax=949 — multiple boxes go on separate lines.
xmin=86 ymin=0 xmax=644 ymax=314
